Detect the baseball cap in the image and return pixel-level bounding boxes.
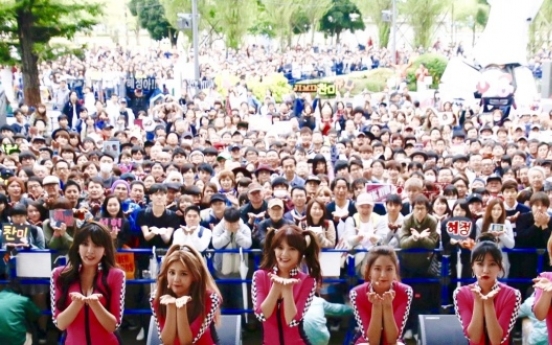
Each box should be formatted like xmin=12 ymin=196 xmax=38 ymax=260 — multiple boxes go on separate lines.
xmin=268 ymin=198 xmax=284 ymax=209
xmin=248 ymin=183 xmax=263 ymax=194
xmin=43 ymin=175 xmax=60 ymax=186
xmin=356 ymin=193 xmax=375 ymax=206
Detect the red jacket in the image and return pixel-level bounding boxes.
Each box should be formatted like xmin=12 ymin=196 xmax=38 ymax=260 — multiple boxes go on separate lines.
xmin=454 ymin=282 xmax=521 ymax=345
xmin=150 ymin=291 xmax=221 ymax=345
xmin=252 ymin=269 xmax=316 ymax=345
xmin=51 ymin=266 xmax=126 ymax=345
xmin=349 ymin=281 xmax=412 ymax=344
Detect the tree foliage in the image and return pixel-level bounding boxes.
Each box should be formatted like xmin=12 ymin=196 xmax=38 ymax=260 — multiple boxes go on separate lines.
xmin=129 ymin=0 xmax=177 ymax=45
xmin=319 ymin=0 xmax=365 ymax=44
xmin=401 ymin=0 xmax=451 ymax=48
xmin=0 ymin=0 xmax=102 ymax=106
xmin=299 ymin=0 xmax=332 ymax=43
xmin=260 ymin=0 xmax=302 ymax=47
xmin=353 ymin=0 xmax=392 ymax=48
xmin=211 ymin=0 xmax=257 ymax=49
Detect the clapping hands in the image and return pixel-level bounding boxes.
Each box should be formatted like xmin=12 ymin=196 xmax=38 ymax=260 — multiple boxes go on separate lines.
xmin=160 ymin=294 xmax=192 ymax=309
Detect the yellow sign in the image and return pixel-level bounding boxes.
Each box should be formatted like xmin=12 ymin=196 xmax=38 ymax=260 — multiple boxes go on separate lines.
xmin=294 ymin=83 xmax=337 ymax=96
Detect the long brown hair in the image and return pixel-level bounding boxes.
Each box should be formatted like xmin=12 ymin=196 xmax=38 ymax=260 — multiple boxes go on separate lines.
xmin=481 ymin=199 xmax=506 ymax=233
xmin=260 ymin=225 xmax=322 ymax=283
xmin=363 ymin=246 xmax=401 ymax=282
xmin=154 ymin=244 xmax=221 ymax=323
xmin=55 ymin=221 xmax=117 ymax=311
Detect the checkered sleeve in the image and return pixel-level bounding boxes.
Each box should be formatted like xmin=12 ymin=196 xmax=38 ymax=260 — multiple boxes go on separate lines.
xmin=252 ymin=270 xmax=268 ymax=322
xmin=497 ymin=287 xmax=521 ymax=344
xmin=108 ymin=268 xmax=126 ymax=329
xmin=50 ymin=267 xmax=63 ymax=326
xmin=287 ymin=277 xmax=316 ymax=327
xmin=192 ymin=292 xmax=221 ymax=344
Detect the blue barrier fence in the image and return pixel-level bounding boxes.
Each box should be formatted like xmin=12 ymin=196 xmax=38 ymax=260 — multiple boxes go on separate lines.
xmin=0 ymin=247 xmax=546 ymax=317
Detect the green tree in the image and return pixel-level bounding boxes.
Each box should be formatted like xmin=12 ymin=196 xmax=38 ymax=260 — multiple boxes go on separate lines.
xmin=260 ymin=0 xmax=302 ymax=48
xmin=298 ymin=0 xmax=332 ymax=43
xmin=129 ymin=0 xmax=178 ymax=46
xmin=530 ymin=0 xmax=552 ymax=52
xmin=0 ymin=0 xmax=102 ymax=106
xmin=319 ymin=0 xmax=365 ymax=44
xmin=159 ymin=0 xmax=220 ymax=44
xmin=454 ymin=0 xmax=489 ymax=46
xmin=353 ymin=0 xmax=392 ymax=48
xmin=213 ymin=0 xmax=257 ymax=49
xmin=401 ymin=0 xmax=451 ymax=48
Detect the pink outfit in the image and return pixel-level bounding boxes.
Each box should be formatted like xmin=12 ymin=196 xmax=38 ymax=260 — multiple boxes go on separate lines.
xmin=150 ymin=291 xmax=221 ymax=345
xmin=51 ymin=266 xmax=126 ymax=345
xmin=454 ymin=282 xmax=521 ymax=345
xmin=252 ymin=269 xmax=316 ymax=345
xmin=533 ymin=271 xmax=552 ymax=344
xmin=349 ymin=281 xmax=413 ymax=345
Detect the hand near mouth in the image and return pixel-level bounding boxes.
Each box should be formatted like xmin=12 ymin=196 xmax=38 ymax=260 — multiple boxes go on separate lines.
xmin=175 ymin=296 xmax=192 ymax=309
xmin=367 ymin=291 xmax=383 ymax=305
xmin=160 ymin=295 xmax=177 ymax=306
xmin=268 ymin=273 xmax=299 ymax=286
xmin=481 ymin=287 xmax=500 ymax=301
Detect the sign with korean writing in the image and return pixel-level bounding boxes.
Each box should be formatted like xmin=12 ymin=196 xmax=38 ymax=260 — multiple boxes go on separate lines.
xmin=445 ymin=217 xmax=473 ymax=240
xmin=2 ymin=143 xmax=19 ymax=155
xmin=49 ymin=209 xmax=75 ymax=228
xmin=365 ymin=183 xmax=396 ymax=203
xmin=2 ymin=223 xmax=29 ymax=245
xmin=99 ymin=218 xmax=123 ymax=234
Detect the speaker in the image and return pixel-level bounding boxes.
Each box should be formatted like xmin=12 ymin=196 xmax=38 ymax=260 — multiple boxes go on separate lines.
xmin=541 ymin=60 xmax=552 ymax=99
xmin=417 ymin=315 xmax=466 ymax=345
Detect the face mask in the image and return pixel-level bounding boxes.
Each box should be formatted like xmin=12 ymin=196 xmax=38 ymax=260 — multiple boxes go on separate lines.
xmin=273 ymin=189 xmax=288 ymax=198
xmin=425 ymin=175 xmax=436 ymax=183
xmin=100 ymin=163 xmax=112 ymax=173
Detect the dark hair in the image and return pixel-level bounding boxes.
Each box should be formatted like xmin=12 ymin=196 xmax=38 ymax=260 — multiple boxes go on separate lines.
xmin=184 ymin=205 xmax=201 ymax=216
xmin=363 ymin=246 xmax=401 ymax=282
xmin=306 ymin=199 xmax=328 ymax=226
xmin=452 ymin=199 xmax=473 ymax=219
xmin=260 ymin=225 xmax=322 ymax=283
xmin=412 ymin=194 xmax=431 ymax=210
xmin=100 ymin=194 xmax=125 ymax=219
xmin=471 ymin=239 xmax=503 ymax=272
xmin=223 ymin=207 xmax=241 ymax=222
xmin=149 ymin=183 xmax=168 ymax=194
xmin=55 ymin=222 xmax=117 ymax=312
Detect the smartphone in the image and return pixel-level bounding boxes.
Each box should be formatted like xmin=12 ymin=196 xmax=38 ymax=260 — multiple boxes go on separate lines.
xmin=489 ymin=223 xmax=504 ymax=233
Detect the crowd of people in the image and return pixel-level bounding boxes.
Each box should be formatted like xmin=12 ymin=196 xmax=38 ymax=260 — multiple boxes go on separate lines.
xmin=2 ymin=39 xmax=552 ymax=345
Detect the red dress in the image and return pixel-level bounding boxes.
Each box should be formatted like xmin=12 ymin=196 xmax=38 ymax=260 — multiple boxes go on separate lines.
xmin=454 ymin=282 xmax=521 ymax=345
xmin=533 ymin=271 xmax=552 ymax=344
xmin=252 ymin=269 xmax=317 ymax=345
xmin=150 ymin=291 xmax=221 ymax=345
xmin=51 ymin=266 xmax=126 ymax=345
xmin=349 ymin=281 xmax=413 ymax=345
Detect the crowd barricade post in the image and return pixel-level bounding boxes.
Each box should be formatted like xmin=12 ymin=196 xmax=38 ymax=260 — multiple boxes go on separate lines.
xmin=0 ymin=247 xmax=548 ymax=339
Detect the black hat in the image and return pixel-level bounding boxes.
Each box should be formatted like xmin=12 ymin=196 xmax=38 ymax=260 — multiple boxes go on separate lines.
xmin=271 ymin=177 xmax=289 ymax=188
xmin=166 ymin=183 xmax=182 ymax=191
xmin=452 ymin=154 xmax=468 ymax=164
xmin=467 ymin=193 xmax=483 ymax=203
xmin=486 ymin=174 xmax=502 ymax=184
xmin=183 ymin=186 xmax=202 ymax=195
xmin=120 ymin=173 xmax=136 ymax=182
xmin=0 ymin=125 xmax=14 ymax=133
xmin=209 ymin=193 xmax=227 ymax=204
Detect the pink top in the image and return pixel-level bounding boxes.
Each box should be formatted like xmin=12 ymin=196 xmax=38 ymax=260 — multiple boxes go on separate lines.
xmin=533 ymin=271 xmax=552 ymax=344
xmin=51 ymin=266 xmax=126 ymax=345
xmin=252 ymin=269 xmax=316 ymax=345
xmin=454 ymin=282 xmax=521 ymax=345
xmin=349 ymin=281 xmax=412 ymax=345
xmin=150 ymin=291 xmax=221 ymax=345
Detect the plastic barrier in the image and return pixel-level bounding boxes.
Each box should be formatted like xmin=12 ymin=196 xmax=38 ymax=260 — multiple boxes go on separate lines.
xmin=417 ymin=315 xmax=465 ymax=345
xmin=0 ymin=247 xmax=547 ymax=344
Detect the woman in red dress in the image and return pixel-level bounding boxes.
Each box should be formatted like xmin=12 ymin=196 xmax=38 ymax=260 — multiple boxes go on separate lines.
xmin=51 ymin=221 xmax=126 ymax=345
xmin=349 ymin=245 xmax=412 ymax=345
xmin=454 ymin=237 xmax=521 ymax=345
xmin=150 ymin=244 xmax=221 ymax=345
xmin=251 ymin=225 xmax=321 ymax=345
